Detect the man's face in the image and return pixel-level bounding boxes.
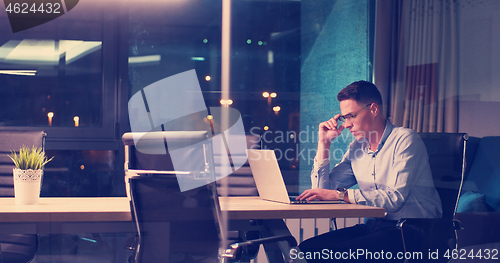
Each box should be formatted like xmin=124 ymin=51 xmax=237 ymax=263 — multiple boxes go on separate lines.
xmin=339 ymin=99 xmax=374 ymax=141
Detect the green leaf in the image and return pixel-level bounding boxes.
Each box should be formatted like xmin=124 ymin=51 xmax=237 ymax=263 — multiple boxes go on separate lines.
xmin=7 ymin=145 xmax=53 ymax=170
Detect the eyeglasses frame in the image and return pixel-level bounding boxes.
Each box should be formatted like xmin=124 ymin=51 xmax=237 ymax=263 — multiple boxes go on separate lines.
xmin=338 ymin=103 xmax=373 ymax=123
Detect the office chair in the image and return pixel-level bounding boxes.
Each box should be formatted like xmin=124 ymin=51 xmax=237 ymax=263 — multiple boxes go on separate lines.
xmin=453 ymin=135 xmax=500 ymax=253
xmin=397 ymin=133 xmax=472 ymax=262
xmin=214 ymin=134 xmax=262 ymax=261
xmin=122 ymin=131 xmax=297 ymax=263
xmin=0 ymin=130 xmax=46 ymax=263
xmin=129 ymin=175 xmax=220 ymax=262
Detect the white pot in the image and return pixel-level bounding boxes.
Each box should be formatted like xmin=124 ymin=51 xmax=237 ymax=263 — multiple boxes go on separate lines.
xmin=13 ymin=168 xmax=43 ymax=205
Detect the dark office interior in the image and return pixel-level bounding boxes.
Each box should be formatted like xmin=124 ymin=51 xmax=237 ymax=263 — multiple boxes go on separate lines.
xmin=1 ymin=0 xmax=500 ymax=262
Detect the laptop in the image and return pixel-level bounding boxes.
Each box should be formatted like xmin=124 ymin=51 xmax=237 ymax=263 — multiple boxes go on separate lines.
xmin=246 ymin=149 xmax=345 ymax=204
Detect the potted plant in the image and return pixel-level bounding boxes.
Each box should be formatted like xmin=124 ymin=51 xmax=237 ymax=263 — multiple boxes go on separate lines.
xmin=8 ymin=145 xmax=53 ymax=205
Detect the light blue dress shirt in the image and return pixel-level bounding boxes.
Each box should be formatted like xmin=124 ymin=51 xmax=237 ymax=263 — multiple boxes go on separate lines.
xmin=310 ymin=121 xmax=442 ymax=220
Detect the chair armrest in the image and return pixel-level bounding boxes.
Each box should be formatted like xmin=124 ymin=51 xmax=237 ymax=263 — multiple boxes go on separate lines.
xmin=396 ymin=218 xmax=462 ymax=252
xmin=124 ymin=236 xmax=137 ymax=251
xmin=454 ymin=212 xmax=500 ymax=248
xmin=222 ymin=234 xmax=297 ymax=262
xmin=397 ymin=218 xmax=463 ymax=232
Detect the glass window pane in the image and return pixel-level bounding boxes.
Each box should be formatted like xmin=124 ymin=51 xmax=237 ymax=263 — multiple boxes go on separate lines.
xmin=43 ymin=150 xmax=115 ymax=197
xmin=126 ymin=0 xmax=374 ymax=194
xmin=0 ymin=3 xmax=103 ymax=127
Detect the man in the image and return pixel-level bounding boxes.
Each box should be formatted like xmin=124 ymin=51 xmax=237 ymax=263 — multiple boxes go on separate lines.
xmin=296 ymin=80 xmax=442 ymax=261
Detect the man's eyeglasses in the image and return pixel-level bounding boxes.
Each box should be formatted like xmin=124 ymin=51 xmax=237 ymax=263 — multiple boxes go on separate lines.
xmin=338 ymin=103 xmax=372 ymax=123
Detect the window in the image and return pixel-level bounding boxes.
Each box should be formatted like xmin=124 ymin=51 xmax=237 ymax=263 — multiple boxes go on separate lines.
xmin=0 ymin=1 xmax=116 ymax=145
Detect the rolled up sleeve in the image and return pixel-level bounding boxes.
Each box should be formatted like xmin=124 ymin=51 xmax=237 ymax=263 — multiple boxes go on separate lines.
xmin=311 ymin=153 xmax=356 ymax=190
xmin=310 ymin=158 xmax=330 ymax=188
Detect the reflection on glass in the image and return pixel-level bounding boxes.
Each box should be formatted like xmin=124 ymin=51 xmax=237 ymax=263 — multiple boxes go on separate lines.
xmin=0 ymin=4 xmax=104 ymax=127
xmin=0 ymin=39 xmax=101 ymax=65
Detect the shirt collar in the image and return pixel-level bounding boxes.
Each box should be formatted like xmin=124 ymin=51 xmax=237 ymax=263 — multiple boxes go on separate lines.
xmin=362 ymin=120 xmax=394 ymax=154
xmin=377 ymin=120 xmax=394 ymax=152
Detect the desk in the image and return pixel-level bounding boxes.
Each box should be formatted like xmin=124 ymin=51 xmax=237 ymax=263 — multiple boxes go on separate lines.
xmin=220 ymin=196 xmax=384 ymax=262
xmin=0 ymin=197 xmax=131 ymax=223
xmin=0 ymin=197 xmax=133 ymax=234
xmin=0 ymin=196 xmax=384 ymax=224
xmin=0 ymin=197 xmax=384 ymax=262
xmin=0 ymin=196 xmax=384 ymax=235
xmin=220 ymin=196 xmax=385 ymax=219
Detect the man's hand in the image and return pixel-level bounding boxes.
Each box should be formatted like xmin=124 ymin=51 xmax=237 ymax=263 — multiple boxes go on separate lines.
xmin=318 ymin=114 xmax=345 ymax=144
xmin=315 ymin=114 xmax=345 ymax=161
xmin=296 ymin=188 xmax=338 ymax=202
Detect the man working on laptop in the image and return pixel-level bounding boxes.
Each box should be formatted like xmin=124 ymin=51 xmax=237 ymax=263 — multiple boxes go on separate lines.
xmin=296 ymin=80 xmax=442 ymax=261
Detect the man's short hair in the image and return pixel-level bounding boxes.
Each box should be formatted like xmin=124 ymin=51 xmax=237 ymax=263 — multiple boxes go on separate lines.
xmin=337 ymin=80 xmax=383 ymax=106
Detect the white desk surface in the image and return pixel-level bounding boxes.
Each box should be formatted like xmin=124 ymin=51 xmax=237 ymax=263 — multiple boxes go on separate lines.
xmin=0 ymin=196 xmax=384 ymax=223
xmin=0 ymin=197 xmax=132 ymax=223
xmin=220 ymin=196 xmax=385 ymax=220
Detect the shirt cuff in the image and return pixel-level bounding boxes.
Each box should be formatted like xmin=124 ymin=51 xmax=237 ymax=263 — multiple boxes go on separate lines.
xmin=347 ymin=189 xmax=356 ymax=204
xmin=311 ymin=158 xmax=330 ymax=189
xmin=314 ymin=157 xmax=330 ymax=168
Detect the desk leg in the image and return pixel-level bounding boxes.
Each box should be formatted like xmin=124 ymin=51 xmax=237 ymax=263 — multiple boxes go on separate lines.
xmin=260 ymin=219 xmax=307 ymax=263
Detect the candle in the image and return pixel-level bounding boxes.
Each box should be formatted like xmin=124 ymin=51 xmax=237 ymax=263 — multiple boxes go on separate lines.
xmin=47 ymin=112 xmax=54 ymax=126
xmin=74 ymin=116 xmax=79 ymax=127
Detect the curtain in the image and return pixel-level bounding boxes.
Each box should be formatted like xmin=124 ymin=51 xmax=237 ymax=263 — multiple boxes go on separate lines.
xmin=374 ymin=0 xmax=459 ymax=133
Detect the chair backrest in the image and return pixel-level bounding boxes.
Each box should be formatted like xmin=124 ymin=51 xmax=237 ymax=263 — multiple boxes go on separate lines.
xmin=122 ymin=131 xmax=209 ymax=172
xmin=129 ymin=175 xmax=221 ymax=263
xmin=0 ymin=130 xmax=46 ymax=197
xmin=122 ymin=131 xmax=225 ymax=262
xmin=461 ymin=136 xmax=500 ymax=211
xmin=418 ymin=133 xmax=470 ymax=220
xmin=216 ymin=134 xmax=261 ymax=196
